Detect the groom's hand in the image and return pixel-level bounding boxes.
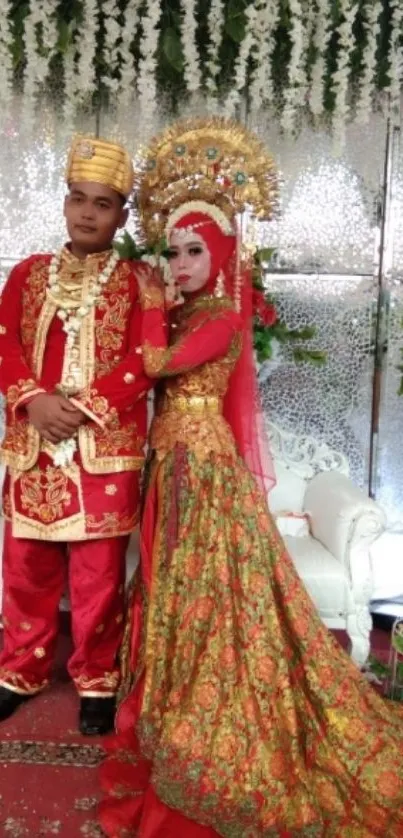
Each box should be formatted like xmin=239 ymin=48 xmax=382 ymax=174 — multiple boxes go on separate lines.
xmin=26 ymin=393 xmax=84 ymax=444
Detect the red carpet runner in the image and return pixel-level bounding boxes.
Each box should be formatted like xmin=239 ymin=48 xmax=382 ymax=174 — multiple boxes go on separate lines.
xmin=0 ymin=624 xmax=391 ymax=837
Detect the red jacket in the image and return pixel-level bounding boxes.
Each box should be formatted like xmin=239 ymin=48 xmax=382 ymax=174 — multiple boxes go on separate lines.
xmin=0 ymin=249 xmax=154 ymax=541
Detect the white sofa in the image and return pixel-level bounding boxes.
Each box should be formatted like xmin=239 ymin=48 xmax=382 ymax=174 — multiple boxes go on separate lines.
xmin=267 ymin=421 xmax=386 ymax=666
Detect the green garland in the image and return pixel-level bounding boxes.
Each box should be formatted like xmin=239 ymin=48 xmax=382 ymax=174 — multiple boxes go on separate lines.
xmin=251 ymin=248 xmax=327 ymax=366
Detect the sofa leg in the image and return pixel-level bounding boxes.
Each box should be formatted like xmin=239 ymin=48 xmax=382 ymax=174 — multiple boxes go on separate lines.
xmin=346 ymin=607 xmax=372 ymax=667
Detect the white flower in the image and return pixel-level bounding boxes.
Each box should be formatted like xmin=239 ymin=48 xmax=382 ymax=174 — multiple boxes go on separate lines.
xmin=137 ymin=0 xmax=162 ymax=115
xmin=224 ymin=2 xmax=259 ymax=118
xmin=180 ymin=0 xmax=202 ymax=94
xmin=308 ymin=0 xmax=332 ymax=117
xmin=355 ymin=1 xmax=382 ymax=125
xmin=331 ymin=0 xmax=360 ymax=152
xmin=249 ymin=0 xmax=280 ymax=116
xmin=102 ymin=0 xmax=122 ymax=95
xmin=49 ymin=250 xmax=118 ymax=340
xmin=22 ymin=0 xmax=58 ymax=132
xmin=76 ymin=0 xmax=100 ymax=102
xmin=206 ymin=0 xmax=225 ymax=108
xmin=52 ymin=437 xmax=77 ymax=468
xmin=386 ymin=0 xmax=403 ymax=121
xmin=0 ymin=0 xmax=13 ymax=112
xmin=117 ymin=0 xmax=143 ymax=110
xmin=63 ymin=43 xmax=79 ymax=127
xmin=281 ymin=0 xmax=309 ymax=133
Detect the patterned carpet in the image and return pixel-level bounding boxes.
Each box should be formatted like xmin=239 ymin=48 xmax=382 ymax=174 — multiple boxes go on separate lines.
xmin=0 ymin=623 xmax=393 ymax=837
xmin=0 ymin=629 xmax=104 ymax=837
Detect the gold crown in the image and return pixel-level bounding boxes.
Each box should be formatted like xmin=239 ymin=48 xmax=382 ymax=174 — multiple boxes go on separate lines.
xmin=66 ymin=135 xmax=134 ymax=199
xmin=134 ymin=117 xmax=278 ymax=244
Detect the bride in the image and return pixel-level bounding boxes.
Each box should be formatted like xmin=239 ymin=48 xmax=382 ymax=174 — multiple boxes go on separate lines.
xmin=99 ymin=117 xmax=403 ymax=838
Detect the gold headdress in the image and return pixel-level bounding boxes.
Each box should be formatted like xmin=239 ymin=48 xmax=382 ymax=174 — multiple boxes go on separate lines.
xmin=66 ymin=135 xmax=134 ymax=200
xmin=134 ymin=117 xmax=278 ymax=245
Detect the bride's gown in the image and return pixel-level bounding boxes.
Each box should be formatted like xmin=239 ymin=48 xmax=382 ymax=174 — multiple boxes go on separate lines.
xmin=100 ymin=295 xmax=403 ymax=837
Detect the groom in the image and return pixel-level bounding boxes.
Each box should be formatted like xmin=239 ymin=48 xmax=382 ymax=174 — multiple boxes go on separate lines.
xmin=0 ymin=135 xmax=153 ymax=734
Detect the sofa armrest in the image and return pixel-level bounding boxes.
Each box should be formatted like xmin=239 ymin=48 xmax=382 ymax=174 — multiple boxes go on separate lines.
xmin=303 ymin=471 xmax=386 ymax=577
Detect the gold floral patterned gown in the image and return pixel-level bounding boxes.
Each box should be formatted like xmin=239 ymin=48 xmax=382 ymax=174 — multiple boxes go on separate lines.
xmin=100 ymin=293 xmax=403 ymax=838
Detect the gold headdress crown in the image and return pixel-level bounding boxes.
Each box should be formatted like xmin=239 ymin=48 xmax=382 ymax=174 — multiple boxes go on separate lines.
xmin=66 ymin=135 xmax=134 ymax=200
xmin=134 ymin=117 xmax=278 ymax=245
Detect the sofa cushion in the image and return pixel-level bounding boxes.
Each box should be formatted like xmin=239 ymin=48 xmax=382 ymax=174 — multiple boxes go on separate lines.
xmin=284 ymin=534 xmax=353 ymax=619
xmin=275 ymin=512 xmax=310 ymax=538
xmin=269 ymin=461 xmax=306 ymax=515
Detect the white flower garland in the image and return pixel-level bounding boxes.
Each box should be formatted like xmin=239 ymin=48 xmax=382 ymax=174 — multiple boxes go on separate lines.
xmin=206 ymin=0 xmax=225 ymax=108
xmin=281 ymin=0 xmax=309 ymax=133
xmin=180 ymin=0 xmax=202 ymax=94
xmin=355 ymin=0 xmax=382 ymax=125
xmin=1 ymin=1 xmax=401 ymax=130
xmin=48 ymin=250 xmax=119 ymax=349
xmin=63 ymin=43 xmax=79 ymax=127
xmin=224 ymin=1 xmax=259 ymax=118
xmin=117 ymin=0 xmax=142 ymax=109
xmin=76 ymin=0 xmax=99 ymax=102
xmin=0 ymin=0 xmax=13 ymax=110
xmin=102 ymin=0 xmax=122 ymax=95
xmin=137 ymin=0 xmax=162 ymax=115
xmin=53 ymin=437 xmax=78 ymax=469
xmin=249 ymin=0 xmax=280 ymax=115
xmin=331 ymin=0 xmax=360 ymax=150
xmin=47 ymin=249 xmax=118 ymax=469
xmin=387 ymin=0 xmax=403 ymax=120
xmin=309 ymin=0 xmax=332 ymax=117
xmin=23 ymin=0 xmax=58 ymax=130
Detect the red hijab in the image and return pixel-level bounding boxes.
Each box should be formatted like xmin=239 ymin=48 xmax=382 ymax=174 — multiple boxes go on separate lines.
xmin=171 ymin=211 xmax=276 ymax=494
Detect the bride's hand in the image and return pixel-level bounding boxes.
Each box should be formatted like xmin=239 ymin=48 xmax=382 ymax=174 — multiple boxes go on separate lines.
xmin=137 ymin=265 xmax=166 ymax=310
xmin=136 ymin=264 xmax=164 ymax=293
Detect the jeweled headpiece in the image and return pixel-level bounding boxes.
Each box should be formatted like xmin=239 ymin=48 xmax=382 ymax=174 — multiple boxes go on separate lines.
xmin=134 ymin=117 xmax=278 ymax=245
xmin=66 ymin=135 xmax=134 ymax=200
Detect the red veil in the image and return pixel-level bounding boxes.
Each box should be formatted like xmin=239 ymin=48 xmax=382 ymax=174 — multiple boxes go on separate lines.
xmin=172 ymin=211 xmax=276 ymax=494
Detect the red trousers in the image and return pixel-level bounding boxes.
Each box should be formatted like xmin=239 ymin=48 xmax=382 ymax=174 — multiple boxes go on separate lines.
xmin=0 ymin=523 xmax=129 ymax=696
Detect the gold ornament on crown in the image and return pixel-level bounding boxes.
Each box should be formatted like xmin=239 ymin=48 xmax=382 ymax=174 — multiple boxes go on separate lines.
xmin=134 ymin=117 xmax=279 ymax=246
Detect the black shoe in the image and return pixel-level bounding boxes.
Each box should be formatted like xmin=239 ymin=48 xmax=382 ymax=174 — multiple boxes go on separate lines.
xmin=0 ymin=685 xmax=31 ymax=721
xmin=79 ymin=696 xmax=116 ymax=736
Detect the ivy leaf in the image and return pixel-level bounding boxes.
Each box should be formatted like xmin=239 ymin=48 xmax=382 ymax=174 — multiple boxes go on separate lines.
xmin=57 ymin=19 xmax=75 ymax=53
xmin=292 ymin=348 xmax=327 ymax=365
xmin=227 ymin=0 xmax=248 ymax=17
xmin=162 ymin=27 xmax=184 ymax=72
xmin=113 ymin=230 xmax=141 ymax=260
xmin=225 ymin=15 xmax=246 ymax=44
xmin=256 ymin=247 xmax=276 ymax=264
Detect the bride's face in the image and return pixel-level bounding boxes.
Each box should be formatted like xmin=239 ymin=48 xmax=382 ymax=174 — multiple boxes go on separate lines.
xmin=168 ymin=230 xmax=211 ymax=295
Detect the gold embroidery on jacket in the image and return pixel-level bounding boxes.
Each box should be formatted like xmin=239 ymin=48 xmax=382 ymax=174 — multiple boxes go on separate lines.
xmin=6 ymin=379 xmax=38 ymax=407
xmin=20 ymin=259 xmax=49 ymax=358
xmin=94 ymin=422 xmax=140 ymax=457
xmin=19 ymin=467 xmax=72 ymax=524
xmin=78 ymin=425 xmax=145 ymax=475
xmin=85 ymin=510 xmax=138 ymax=534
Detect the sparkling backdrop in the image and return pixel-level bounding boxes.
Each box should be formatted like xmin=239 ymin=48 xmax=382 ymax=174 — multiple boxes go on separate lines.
xmin=249 ymin=113 xmax=385 ymax=273
xmin=261 ymin=275 xmax=376 ymax=489
xmin=0 ymin=104 xmax=401 ymax=517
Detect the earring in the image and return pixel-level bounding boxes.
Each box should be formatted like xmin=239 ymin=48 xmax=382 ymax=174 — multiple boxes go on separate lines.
xmin=214 ymin=270 xmax=225 ymax=298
